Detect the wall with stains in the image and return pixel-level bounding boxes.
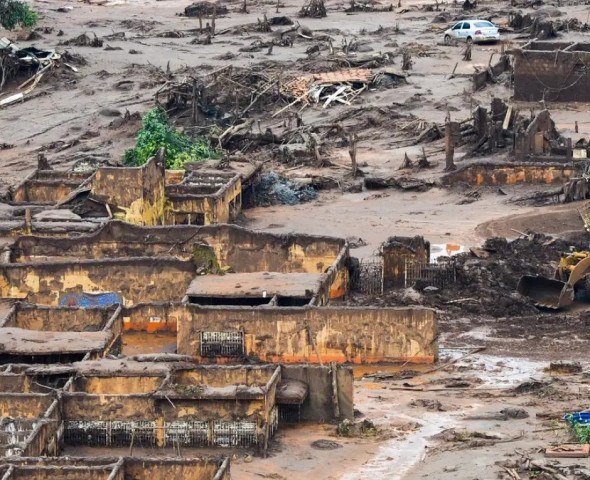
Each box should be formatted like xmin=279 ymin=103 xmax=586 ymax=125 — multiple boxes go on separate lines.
xmin=11 ymin=171 xmax=92 ymax=205
xmin=442 ymin=162 xmax=574 ymax=186
xmin=2 ymin=304 xmax=118 ymax=332
xmin=174 ymin=305 xmax=437 ymax=364
xmin=514 ymin=46 xmax=590 ymax=102
xmin=165 ymin=175 xmax=242 ymax=225
xmin=0 ymin=393 xmax=53 ymax=418
xmin=124 ymin=460 xmax=229 ymax=480
xmin=89 ymin=156 xmax=166 ymax=226
xmin=11 ymin=222 xmax=347 ymax=274
xmin=0 ymin=258 xmax=196 ymax=306
xmin=382 ymin=236 xmax=430 ymax=288
xmin=281 ymin=364 xmax=354 ymax=421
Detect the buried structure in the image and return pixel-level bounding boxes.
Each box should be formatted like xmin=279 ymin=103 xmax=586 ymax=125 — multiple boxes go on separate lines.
xmin=0 ymin=153 xmax=261 ymax=232
xmin=0 ymin=219 xmax=438 ymax=475
xmin=0 ymin=221 xmax=437 ymax=364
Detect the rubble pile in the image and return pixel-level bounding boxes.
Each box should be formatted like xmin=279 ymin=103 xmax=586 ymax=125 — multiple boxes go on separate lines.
xmin=184 ymin=1 xmax=228 ymax=17
xmin=254 ymin=171 xmax=318 ymax=206
xmin=349 ymin=233 xmax=587 ymax=317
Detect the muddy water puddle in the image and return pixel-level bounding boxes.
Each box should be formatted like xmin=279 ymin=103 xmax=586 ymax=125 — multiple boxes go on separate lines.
xmin=344 ymin=350 xmax=548 ymax=479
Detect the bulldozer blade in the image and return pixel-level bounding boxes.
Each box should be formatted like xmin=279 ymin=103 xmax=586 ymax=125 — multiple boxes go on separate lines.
xmin=517 ymin=275 xmax=575 ymax=309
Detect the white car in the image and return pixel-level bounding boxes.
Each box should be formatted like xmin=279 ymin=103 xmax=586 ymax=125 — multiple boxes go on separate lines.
xmin=444 ymin=19 xmax=500 ymax=45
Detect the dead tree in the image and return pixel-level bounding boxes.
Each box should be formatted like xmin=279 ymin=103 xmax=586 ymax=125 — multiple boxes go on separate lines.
xmin=299 ymin=0 xmax=327 ymax=18
xmin=308 ymin=133 xmax=323 ymax=167
xmin=212 ymin=6 xmax=216 ymax=35
xmin=37 ymin=153 xmax=51 ymax=170
xmin=401 ymin=49 xmax=413 ymax=71
xmin=445 ymin=120 xmax=459 ymax=171
xmin=400 ymin=152 xmax=413 ymax=169
xmin=349 ymin=133 xmax=359 ymax=177
xmin=463 ymin=43 xmax=472 ymax=61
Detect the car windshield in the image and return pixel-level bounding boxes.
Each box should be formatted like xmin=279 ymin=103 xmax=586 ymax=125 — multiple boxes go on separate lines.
xmin=474 ymin=21 xmax=494 ymax=27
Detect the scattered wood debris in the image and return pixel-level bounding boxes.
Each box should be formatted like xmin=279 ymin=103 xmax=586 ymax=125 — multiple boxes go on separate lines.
xmin=277 ymin=68 xmax=405 ymax=114
xmin=60 ymin=32 xmax=103 ymax=47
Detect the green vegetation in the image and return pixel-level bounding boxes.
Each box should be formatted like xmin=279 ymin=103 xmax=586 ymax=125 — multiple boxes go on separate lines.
xmin=565 ymin=414 xmax=590 ymax=443
xmin=124 ymin=107 xmax=219 ymax=170
xmin=0 ymin=0 xmax=38 ymax=30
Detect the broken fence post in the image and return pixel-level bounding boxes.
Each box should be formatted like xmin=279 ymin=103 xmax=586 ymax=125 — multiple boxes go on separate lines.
xmin=191 ymin=79 xmax=197 ymax=124
xmin=331 ymin=362 xmax=341 ymax=419
xmin=349 ymin=133 xmax=358 ymax=177
xmin=445 ymin=120 xmax=459 ymax=171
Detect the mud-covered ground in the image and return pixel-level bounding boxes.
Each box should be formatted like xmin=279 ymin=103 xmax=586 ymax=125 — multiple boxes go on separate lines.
xmin=3 ymin=0 xmax=590 ymax=478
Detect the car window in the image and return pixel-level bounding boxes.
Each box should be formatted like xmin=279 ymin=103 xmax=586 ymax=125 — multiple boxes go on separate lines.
xmin=462 ymin=22 xmax=470 ymax=29
xmin=475 ymin=21 xmax=493 ymax=27
xmin=452 ymin=23 xmax=462 ymax=30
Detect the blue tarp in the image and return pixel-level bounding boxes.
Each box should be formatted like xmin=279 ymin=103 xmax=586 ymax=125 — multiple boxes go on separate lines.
xmin=59 ymin=292 xmax=123 ymax=307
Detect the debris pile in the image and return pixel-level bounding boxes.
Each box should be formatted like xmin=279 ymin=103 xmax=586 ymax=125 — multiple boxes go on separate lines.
xmin=279 ymin=67 xmax=403 ymax=112
xmin=299 ymin=0 xmax=327 ymax=18
xmin=184 ymin=1 xmax=228 ymax=17
xmin=254 ymin=171 xmax=318 ymax=206
xmin=0 ymin=37 xmax=65 ymax=107
xmin=60 ymin=32 xmax=103 ymax=47
xmin=344 ymin=0 xmax=394 ymax=12
xmin=349 ymin=233 xmax=587 ymax=317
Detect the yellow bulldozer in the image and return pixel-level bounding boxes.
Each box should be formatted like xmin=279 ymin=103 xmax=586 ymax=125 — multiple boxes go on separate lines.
xmin=518 ymin=251 xmax=590 ymax=309
xmin=517 ymin=204 xmax=590 ymax=309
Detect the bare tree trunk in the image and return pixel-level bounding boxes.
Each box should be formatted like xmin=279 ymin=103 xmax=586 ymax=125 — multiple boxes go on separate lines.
xmin=349 ymin=133 xmax=358 ymax=177
xmin=445 ymin=120 xmax=458 ymax=171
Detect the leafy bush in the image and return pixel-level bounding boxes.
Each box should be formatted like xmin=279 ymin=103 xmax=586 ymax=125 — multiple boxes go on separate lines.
xmin=565 ymin=414 xmax=590 ymax=443
xmin=0 ymin=0 xmax=38 ymax=30
xmin=124 ymin=107 xmax=219 ymax=169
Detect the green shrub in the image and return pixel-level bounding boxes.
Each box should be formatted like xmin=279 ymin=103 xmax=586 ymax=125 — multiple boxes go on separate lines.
xmin=124 ymin=107 xmax=219 ymax=169
xmin=565 ymin=414 xmax=590 ymax=443
xmin=0 ymin=0 xmax=38 ymax=30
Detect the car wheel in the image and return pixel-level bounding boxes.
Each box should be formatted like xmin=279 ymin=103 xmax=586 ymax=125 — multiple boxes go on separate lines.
xmin=466 ymin=36 xmax=473 ymax=45
xmin=444 ymin=34 xmax=451 ymax=45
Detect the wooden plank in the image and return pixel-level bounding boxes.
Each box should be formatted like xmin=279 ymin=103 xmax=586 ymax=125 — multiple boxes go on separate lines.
xmin=502 ymin=105 xmax=512 ymax=130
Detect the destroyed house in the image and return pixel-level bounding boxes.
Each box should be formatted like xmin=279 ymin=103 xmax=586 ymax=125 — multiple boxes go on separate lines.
xmin=1 ymin=156 xmax=260 ymax=231
xmin=0 ymin=457 xmax=230 ymax=480
xmin=164 ymin=171 xmax=243 ymax=225
xmin=0 ymin=222 xmax=438 ymax=364
xmin=10 ymin=169 xmax=93 ymax=205
xmin=0 ymin=371 xmax=61 ymax=457
xmin=61 ymin=362 xmax=280 ymax=450
xmin=0 ymin=360 xmax=352 ymax=456
xmin=0 ymin=304 xmax=121 ymax=363
xmin=0 ymin=220 xmax=349 ymax=306
xmin=513 ymin=41 xmax=590 ymax=102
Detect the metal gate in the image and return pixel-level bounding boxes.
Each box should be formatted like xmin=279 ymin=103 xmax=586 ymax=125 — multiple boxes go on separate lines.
xmin=404 ymin=260 xmax=456 ymax=288
xmin=200 ymin=331 xmax=244 ymax=357
xmin=354 ymin=259 xmax=383 ymax=295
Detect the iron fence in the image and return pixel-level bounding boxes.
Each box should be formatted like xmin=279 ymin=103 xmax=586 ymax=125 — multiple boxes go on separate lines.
xmin=404 ymin=259 xmax=456 ymax=288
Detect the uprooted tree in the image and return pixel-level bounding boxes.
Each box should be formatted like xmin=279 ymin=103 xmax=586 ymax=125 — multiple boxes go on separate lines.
xmin=0 ymin=0 xmax=38 ymax=30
